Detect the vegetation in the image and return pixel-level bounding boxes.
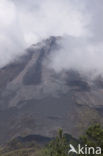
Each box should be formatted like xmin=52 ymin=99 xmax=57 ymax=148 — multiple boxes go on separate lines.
xmin=0 ymin=124 xmax=103 ymax=156
xmin=43 ymin=129 xmax=69 ymax=156
xmin=79 ymin=124 xmax=103 ymax=156
xmin=43 ymin=124 xmax=103 ymax=156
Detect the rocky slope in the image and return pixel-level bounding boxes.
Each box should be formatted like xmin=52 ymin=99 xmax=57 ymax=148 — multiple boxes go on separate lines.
xmin=0 ymin=37 xmax=103 ymax=143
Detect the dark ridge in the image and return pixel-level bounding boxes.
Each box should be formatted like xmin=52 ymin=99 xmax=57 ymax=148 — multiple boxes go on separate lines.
xmin=8 ymin=135 xmax=51 ymax=147
xmin=19 ymin=135 xmax=51 ymax=143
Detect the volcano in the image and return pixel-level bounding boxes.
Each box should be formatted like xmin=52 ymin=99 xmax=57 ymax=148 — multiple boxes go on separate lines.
xmin=0 ymin=37 xmax=103 ymax=144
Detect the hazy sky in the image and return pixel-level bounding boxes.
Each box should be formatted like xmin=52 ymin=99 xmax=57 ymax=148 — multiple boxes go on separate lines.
xmin=0 ymin=0 xmax=103 ymax=76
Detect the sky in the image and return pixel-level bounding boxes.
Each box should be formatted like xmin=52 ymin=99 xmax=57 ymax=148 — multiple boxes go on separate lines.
xmin=0 ymin=0 xmax=103 ymax=77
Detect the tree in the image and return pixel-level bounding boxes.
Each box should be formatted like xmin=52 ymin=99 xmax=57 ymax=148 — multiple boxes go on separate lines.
xmin=44 ymin=129 xmax=69 ymax=156
xmin=80 ymin=124 xmax=103 ymax=156
xmin=43 ymin=124 xmax=103 ymax=156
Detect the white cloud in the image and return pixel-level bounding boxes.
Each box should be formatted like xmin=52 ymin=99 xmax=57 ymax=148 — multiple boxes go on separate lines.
xmin=49 ymin=36 xmax=103 ymax=77
xmin=0 ymin=0 xmax=89 ymax=67
xmin=0 ymin=0 xmax=103 ymax=78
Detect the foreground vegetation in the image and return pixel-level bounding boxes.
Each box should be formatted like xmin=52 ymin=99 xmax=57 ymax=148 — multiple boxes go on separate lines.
xmin=0 ymin=124 xmax=103 ymax=156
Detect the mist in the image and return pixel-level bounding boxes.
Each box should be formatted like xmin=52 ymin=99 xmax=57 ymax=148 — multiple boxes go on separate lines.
xmin=49 ymin=36 xmax=103 ymax=77
xmin=0 ymin=0 xmax=103 ymax=77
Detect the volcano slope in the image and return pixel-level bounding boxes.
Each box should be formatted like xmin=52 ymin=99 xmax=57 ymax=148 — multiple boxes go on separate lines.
xmin=0 ymin=37 xmax=103 ymax=144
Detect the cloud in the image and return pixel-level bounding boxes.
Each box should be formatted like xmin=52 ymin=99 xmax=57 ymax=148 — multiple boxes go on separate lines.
xmin=46 ymin=0 xmax=103 ymax=77
xmin=48 ymin=36 xmax=103 ymax=77
xmin=0 ymin=0 xmax=103 ymax=78
xmin=0 ymin=0 xmax=89 ymax=67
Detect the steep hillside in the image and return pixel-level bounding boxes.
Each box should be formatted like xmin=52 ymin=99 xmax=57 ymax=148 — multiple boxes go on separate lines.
xmin=0 ymin=37 xmax=103 ymax=144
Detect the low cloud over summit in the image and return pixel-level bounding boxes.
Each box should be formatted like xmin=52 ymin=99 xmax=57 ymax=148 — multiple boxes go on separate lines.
xmin=0 ymin=0 xmax=103 ymax=76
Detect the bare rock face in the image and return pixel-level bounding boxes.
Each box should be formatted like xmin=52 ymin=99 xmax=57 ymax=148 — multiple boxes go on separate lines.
xmin=0 ymin=36 xmax=103 ymax=143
